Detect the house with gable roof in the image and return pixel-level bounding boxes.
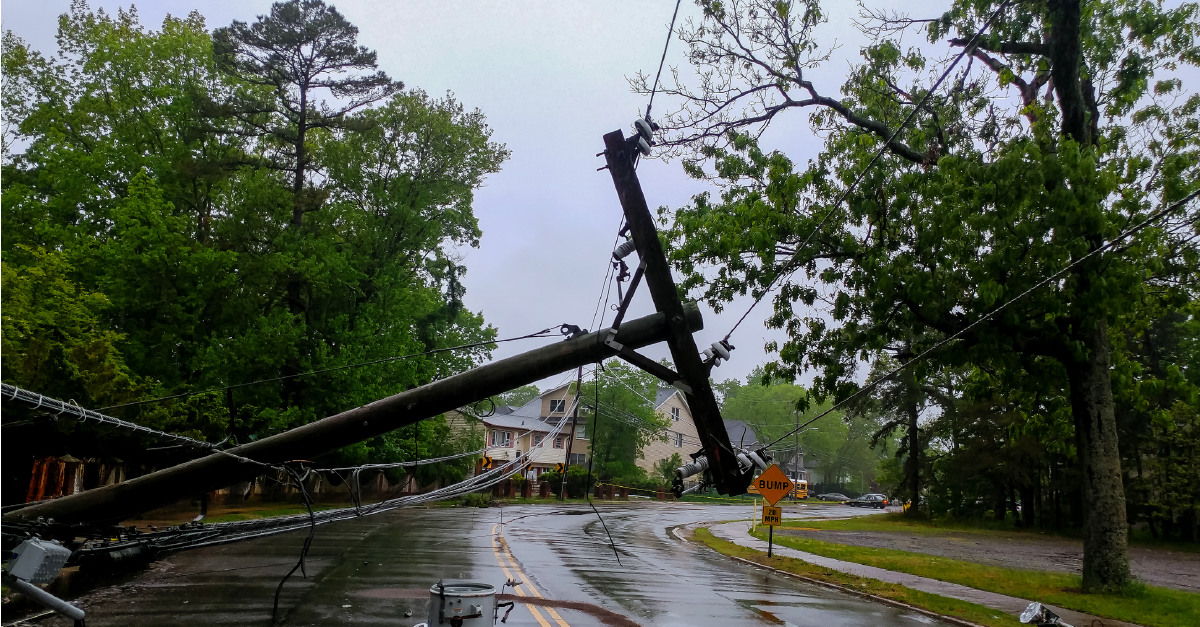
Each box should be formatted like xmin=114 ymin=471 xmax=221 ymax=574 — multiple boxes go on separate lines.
xmin=446 ymin=383 xmax=589 ymax=479
xmin=448 ymin=382 xmax=709 ymax=481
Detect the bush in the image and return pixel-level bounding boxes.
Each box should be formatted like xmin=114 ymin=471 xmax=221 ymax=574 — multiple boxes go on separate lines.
xmin=540 ymin=466 xmax=595 ymax=498
xmin=461 ymin=493 xmax=493 ymax=508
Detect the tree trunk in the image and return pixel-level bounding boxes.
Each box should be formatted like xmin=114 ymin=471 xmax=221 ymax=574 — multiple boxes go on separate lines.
xmin=1020 ymin=484 xmax=1036 ymax=528
xmin=900 ymin=342 xmax=921 ymax=517
xmin=1067 ymin=318 xmax=1130 ymax=591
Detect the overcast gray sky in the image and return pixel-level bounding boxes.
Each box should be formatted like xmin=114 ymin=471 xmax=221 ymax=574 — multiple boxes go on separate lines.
xmin=0 ymin=0 xmax=999 ymax=391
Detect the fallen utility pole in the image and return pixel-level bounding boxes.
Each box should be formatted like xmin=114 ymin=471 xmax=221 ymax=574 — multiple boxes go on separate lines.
xmin=5 ymin=306 xmax=702 ymax=526
xmin=601 ymin=130 xmax=748 ymax=496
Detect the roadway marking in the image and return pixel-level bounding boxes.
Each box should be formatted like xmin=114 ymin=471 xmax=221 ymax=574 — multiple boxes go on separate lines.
xmin=495 ymin=534 xmax=571 ymax=627
xmin=490 ymin=524 xmax=572 ymax=627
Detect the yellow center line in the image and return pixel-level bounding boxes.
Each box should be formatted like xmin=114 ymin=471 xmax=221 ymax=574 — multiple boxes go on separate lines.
xmin=491 ymin=524 xmax=552 ymax=627
xmin=496 ymin=536 xmax=571 ymax=627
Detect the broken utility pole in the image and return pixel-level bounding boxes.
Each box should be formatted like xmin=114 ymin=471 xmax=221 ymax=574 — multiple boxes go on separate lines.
xmin=5 ymin=306 xmax=702 ymax=526
xmin=600 ymin=130 xmax=748 ymax=496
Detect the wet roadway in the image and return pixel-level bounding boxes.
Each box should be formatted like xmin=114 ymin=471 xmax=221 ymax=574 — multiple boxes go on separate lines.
xmin=42 ymin=503 xmax=951 ymax=627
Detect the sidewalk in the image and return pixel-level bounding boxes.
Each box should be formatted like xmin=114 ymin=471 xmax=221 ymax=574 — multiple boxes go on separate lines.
xmin=708 ymin=521 xmax=1139 ymax=627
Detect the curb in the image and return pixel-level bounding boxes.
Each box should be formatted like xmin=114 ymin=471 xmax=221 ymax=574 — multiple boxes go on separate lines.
xmin=691 ymin=526 xmax=987 ymax=627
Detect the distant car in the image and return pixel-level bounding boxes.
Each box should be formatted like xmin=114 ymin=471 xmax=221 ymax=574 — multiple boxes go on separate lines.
xmin=816 ymin=493 xmax=850 ymax=502
xmin=848 ymin=494 xmax=889 ymax=509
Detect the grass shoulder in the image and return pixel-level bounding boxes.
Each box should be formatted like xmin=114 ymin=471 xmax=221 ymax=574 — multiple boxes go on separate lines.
xmin=782 ymin=512 xmax=1200 ymax=553
xmin=691 ymin=527 xmax=1021 ymax=627
xmin=751 ymin=528 xmax=1198 ymax=627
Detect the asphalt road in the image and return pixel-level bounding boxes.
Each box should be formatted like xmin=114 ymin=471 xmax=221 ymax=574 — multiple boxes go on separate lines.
xmin=28 ymin=502 xmax=951 ymax=627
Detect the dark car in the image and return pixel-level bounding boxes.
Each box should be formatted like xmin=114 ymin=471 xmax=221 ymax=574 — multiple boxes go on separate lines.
xmin=847 ymin=494 xmax=889 ymax=509
xmin=816 ymin=493 xmax=850 ymax=502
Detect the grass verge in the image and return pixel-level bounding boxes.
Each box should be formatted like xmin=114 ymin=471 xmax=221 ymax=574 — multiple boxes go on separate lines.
xmin=692 ymin=527 xmax=1020 ymax=627
xmin=752 ymin=527 xmax=1199 ymax=627
xmin=781 ymin=512 xmax=1199 ymax=553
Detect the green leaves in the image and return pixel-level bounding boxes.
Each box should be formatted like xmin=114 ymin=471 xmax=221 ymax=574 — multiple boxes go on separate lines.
xmin=2 ymin=1 xmax=505 ymax=469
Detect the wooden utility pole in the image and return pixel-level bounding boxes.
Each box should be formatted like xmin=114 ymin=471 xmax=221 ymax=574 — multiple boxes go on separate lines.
xmin=601 ymin=130 xmax=746 ymax=495
xmin=5 ymin=306 xmax=702 ymax=526
xmin=559 ymin=366 xmax=583 ymax=500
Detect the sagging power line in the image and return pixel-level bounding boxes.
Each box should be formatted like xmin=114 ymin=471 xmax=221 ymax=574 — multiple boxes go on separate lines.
xmin=763 ymin=188 xmax=1200 ymax=450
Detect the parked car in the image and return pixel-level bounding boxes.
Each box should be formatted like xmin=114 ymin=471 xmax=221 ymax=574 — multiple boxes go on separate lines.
xmin=816 ymin=493 xmax=851 ymax=502
xmin=847 ymin=494 xmax=889 ymax=509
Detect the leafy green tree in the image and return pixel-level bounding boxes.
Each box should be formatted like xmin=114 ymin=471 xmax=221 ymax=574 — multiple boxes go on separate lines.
xmin=213 ymin=0 xmax=403 ymax=405
xmin=583 ymin=360 xmax=668 ymax=481
xmin=718 ymin=368 xmax=885 ymax=491
xmin=1 ymin=2 xmax=506 ymax=488
xmin=213 ymin=0 xmax=399 ymax=215
xmin=653 ymin=452 xmax=685 ymax=485
xmin=649 ymin=0 xmax=1199 ymax=590
xmin=1 ymin=247 xmax=141 ymax=408
xmin=498 ymin=385 xmax=541 ymax=408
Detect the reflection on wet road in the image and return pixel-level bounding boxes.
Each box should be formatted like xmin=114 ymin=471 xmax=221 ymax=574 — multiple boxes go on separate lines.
xmin=50 ymin=503 xmax=950 ymax=626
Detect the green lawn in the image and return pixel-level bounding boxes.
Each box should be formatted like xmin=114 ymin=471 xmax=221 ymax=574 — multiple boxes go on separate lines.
xmin=785 ymin=512 xmax=1200 ymax=552
xmin=751 ymin=527 xmax=1199 ymax=627
xmin=692 ymin=527 xmax=1022 ymax=627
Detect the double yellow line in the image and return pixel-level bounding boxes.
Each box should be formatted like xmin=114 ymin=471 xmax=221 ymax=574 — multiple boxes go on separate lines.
xmin=490 ymin=524 xmax=572 ymax=627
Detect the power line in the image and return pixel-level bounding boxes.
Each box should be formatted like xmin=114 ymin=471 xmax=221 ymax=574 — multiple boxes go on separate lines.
xmin=645 ymin=0 xmax=684 ymax=122
xmin=764 ymin=188 xmax=1200 ymax=449
xmin=2 ymin=383 xmax=222 ymax=451
xmin=722 ymin=1 xmax=1014 ymax=342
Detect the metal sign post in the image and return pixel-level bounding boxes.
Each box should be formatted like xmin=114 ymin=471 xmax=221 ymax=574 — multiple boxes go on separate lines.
xmin=753 ymin=465 xmax=793 ymax=558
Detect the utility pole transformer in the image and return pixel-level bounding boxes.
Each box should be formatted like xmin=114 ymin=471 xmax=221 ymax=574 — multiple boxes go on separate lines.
xmin=5 ymin=307 xmax=702 ymax=526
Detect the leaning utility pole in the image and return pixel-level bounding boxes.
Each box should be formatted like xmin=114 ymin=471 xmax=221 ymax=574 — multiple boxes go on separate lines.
xmin=5 ymin=307 xmax=702 ymax=526
xmin=600 ymin=129 xmax=748 ymax=496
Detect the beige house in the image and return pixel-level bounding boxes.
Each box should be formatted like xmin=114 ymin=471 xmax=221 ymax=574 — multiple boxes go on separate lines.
xmin=636 ymin=388 xmax=701 ymax=477
xmin=448 ymin=383 xmax=703 ymax=482
xmin=446 ymin=383 xmax=590 ymax=480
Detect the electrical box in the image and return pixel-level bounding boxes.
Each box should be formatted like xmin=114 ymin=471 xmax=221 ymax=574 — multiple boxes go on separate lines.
xmin=427 ymin=581 xmax=495 ymax=626
xmin=6 ymin=538 xmax=72 ymax=584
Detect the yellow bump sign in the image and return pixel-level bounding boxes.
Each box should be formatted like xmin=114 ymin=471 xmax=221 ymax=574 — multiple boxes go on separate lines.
xmin=752 ymin=464 xmax=795 ymax=506
xmin=762 ymin=505 xmax=782 ymax=526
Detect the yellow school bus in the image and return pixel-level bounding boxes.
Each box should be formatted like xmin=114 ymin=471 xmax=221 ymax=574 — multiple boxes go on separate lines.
xmin=748 ymin=478 xmax=808 ymax=499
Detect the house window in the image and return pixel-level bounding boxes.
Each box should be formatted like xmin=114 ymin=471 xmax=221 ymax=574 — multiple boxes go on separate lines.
xmin=674 ymin=432 xmax=683 ymax=447
xmin=671 ymin=407 xmax=680 ymax=421
xmin=575 ymin=426 xmax=587 ymax=439
xmin=569 ymin=453 xmax=587 ymax=465
xmin=490 ymin=430 xmax=513 ymax=448
xmin=549 ymin=399 xmax=566 ymax=413
xmin=533 ymin=434 xmax=544 ymax=447
xmin=554 ymin=436 xmax=565 ymax=449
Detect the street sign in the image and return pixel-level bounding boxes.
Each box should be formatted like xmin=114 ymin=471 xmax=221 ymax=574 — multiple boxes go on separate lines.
xmin=752 ymin=464 xmax=794 ymax=506
xmin=762 ymin=506 xmax=782 ymax=526
xmin=555 ymin=463 xmax=565 ymax=473
xmin=480 ymin=456 xmax=493 ymax=470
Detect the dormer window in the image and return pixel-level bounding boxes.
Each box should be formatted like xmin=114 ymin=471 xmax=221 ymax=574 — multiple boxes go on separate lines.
xmin=549 ymin=399 xmax=566 ymax=413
